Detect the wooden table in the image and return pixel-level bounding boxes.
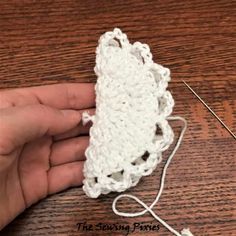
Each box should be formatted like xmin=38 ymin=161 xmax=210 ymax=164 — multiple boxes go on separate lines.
xmin=0 ymin=0 xmax=235 ymax=235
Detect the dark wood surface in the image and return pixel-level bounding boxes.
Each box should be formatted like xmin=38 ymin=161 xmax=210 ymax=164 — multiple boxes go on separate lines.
xmin=0 ymin=0 xmax=235 ymax=235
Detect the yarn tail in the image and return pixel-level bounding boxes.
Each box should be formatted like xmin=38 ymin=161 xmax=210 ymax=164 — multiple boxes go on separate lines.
xmin=112 ymin=116 xmax=195 ymax=236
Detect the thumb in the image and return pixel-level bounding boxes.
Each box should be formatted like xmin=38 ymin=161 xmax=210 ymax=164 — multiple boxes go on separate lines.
xmin=0 ymin=104 xmax=81 ymax=155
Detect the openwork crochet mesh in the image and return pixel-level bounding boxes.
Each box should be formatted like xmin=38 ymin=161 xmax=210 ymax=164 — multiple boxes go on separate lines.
xmin=82 ymin=28 xmax=175 ymax=199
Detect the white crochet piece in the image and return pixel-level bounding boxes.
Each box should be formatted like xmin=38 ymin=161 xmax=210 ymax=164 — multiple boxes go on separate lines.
xmin=82 ymin=28 xmax=174 ymax=198
xmin=81 ymin=28 xmax=194 ymax=236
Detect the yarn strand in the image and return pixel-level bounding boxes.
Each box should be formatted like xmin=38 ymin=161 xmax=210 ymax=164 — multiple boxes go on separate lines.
xmin=112 ymin=116 xmax=194 ymax=236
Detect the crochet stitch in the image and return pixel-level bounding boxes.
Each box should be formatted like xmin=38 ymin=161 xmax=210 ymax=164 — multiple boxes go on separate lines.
xmin=82 ymin=28 xmax=174 ymax=198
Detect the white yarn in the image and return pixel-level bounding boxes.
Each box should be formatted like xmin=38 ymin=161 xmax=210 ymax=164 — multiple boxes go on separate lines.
xmin=112 ymin=116 xmax=193 ymax=236
xmin=82 ymin=28 xmax=194 ymax=236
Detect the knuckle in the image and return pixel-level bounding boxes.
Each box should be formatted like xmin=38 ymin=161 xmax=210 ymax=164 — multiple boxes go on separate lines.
xmin=0 ymin=92 xmax=14 ymax=108
xmin=0 ymin=90 xmax=29 ymax=109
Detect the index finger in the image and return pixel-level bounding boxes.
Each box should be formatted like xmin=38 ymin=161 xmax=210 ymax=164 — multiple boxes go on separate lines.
xmin=0 ymin=83 xmax=96 ymax=110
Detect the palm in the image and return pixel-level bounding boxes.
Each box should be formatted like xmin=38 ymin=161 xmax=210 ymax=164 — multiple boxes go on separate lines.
xmin=4 ymin=137 xmax=51 ymax=222
xmin=18 ymin=136 xmax=52 ymax=207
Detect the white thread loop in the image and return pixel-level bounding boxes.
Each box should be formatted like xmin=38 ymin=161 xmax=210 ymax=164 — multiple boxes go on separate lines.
xmin=112 ymin=117 xmax=194 ymax=236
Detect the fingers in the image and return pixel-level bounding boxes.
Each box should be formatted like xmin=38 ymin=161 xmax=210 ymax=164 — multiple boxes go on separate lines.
xmin=0 ymin=83 xmax=96 ymax=110
xmin=54 ymin=108 xmax=95 ymax=141
xmin=0 ymin=104 xmax=81 ymax=155
xmin=50 ymin=136 xmax=89 ymax=166
xmin=54 ymin=122 xmax=91 ymax=141
xmin=47 ymin=161 xmax=84 ymax=195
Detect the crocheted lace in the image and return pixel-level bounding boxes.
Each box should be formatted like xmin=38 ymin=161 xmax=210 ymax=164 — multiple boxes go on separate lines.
xmin=82 ymin=28 xmax=174 ymax=198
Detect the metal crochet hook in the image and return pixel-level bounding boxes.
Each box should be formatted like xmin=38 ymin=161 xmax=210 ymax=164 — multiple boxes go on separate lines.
xmin=183 ymin=80 xmax=236 ymax=140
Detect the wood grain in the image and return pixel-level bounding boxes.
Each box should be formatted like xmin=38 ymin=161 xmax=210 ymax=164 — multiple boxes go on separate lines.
xmin=0 ymin=0 xmax=235 ymax=235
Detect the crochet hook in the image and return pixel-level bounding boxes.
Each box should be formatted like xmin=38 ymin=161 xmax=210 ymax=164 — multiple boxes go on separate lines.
xmin=183 ymin=80 xmax=236 ymax=140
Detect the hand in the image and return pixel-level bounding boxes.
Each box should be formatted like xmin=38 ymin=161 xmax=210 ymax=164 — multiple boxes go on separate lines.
xmin=0 ymin=83 xmax=95 ymax=229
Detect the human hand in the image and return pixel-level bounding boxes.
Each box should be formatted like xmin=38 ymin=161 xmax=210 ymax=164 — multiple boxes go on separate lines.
xmin=0 ymin=83 xmax=95 ymax=229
